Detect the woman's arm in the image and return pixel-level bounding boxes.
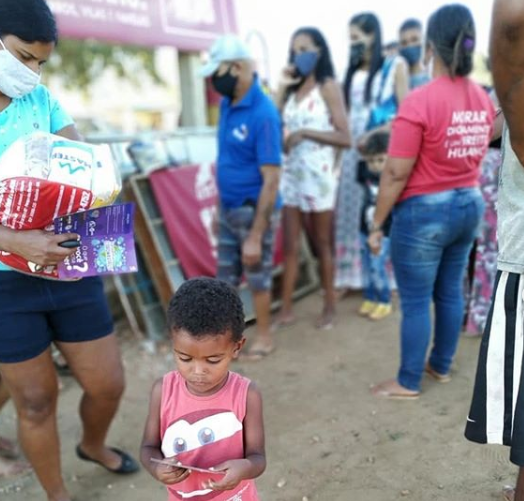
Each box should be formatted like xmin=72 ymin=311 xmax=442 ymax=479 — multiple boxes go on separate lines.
xmin=55 ymin=124 xmax=83 ymax=141
xmin=491 ymin=0 xmax=524 ymax=163
xmin=300 ymin=80 xmax=351 ymax=148
xmin=140 ymin=379 xmax=190 ymax=485
xmin=394 ymin=57 xmax=410 ymax=104
xmin=372 ymin=156 xmax=417 ymax=230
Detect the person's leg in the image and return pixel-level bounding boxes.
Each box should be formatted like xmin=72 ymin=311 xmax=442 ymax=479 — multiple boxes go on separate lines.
xmin=274 ymin=206 xmax=302 ymax=326
xmin=243 ymin=210 xmax=279 ymax=359
xmin=430 ymin=193 xmax=484 ymax=376
xmin=56 ymin=335 xmax=126 ymax=471
xmin=429 ymin=239 xmax=477 ymax=376
xmin=310 ymin=210 xmax=336 ymax=328
xmin=0 ymin=376 xmax=9 ymax=411
xmin=368 ymin=237 xmax=393 ymax=320
xmin=372 ymin=197 xmax=448 ymax=396
xmin=0 ymin=351 xmax=69 ymax=501
xmin=359 ymin=234 xmax=378 ymax=315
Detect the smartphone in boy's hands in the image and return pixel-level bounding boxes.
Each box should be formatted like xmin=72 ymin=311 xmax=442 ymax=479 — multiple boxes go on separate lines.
xmin=150 ymin=457 xmax=226 ymax=475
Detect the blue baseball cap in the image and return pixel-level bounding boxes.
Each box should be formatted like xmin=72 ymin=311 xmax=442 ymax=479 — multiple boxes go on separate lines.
xmin=199 ymin=35 xmax=252 ymax=77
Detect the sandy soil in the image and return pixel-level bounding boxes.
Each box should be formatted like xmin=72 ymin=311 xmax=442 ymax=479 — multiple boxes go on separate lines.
xmin=0 ymin=293 xmax=517 ymax=501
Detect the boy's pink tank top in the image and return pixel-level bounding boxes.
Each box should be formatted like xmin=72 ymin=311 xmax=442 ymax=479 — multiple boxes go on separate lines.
xmin=160 ymin=371 xmax=259 ymax=501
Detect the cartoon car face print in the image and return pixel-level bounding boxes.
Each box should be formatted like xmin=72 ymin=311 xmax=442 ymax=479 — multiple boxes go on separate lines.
xmin=162 ymin=409 xmax=244 ymax=501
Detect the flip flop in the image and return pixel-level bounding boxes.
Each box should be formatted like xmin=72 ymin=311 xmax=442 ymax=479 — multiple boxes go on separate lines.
xmin=371 ymin=381 xmax=420 ymax=400
xmin=239 ymin=345 xmax=276 ymax=362
xmin=270 ymin=317 xmax=296 ymax=332
xmin=503 ymin=486 xmax=515 ymax=501
xmin=0 ymin=459 xmax=32 ymax=480
xmin=76 ymin=445 xmax=139 ymax=475
xmin=425 ymin=365 xmax=452 ymax=384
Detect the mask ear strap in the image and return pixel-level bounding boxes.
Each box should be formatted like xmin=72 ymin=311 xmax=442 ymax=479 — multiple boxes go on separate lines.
xmin=0 ymin=39 xmax=6 ymax=51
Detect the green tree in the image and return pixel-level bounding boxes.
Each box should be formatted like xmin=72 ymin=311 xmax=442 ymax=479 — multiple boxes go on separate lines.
xmin=45 ymin=39 xmax=163 ymax=91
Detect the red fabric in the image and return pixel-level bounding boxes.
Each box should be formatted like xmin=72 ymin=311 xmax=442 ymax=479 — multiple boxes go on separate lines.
xmin=388 ymin=77 xmax=495 ymax=202
xmin=150 ymin=164 xmax=282 ymax=280
xmin=159 ymin=371 xmax=258 ymax=501
xmin=0 ymin=177 xmax=93 ymax=278
xmin=150 ymin=164 xmax=218 ymax=278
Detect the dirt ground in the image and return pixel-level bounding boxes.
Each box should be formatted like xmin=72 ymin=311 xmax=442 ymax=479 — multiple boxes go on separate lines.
xmin=0 ymin=293 xmax=517 ymax=501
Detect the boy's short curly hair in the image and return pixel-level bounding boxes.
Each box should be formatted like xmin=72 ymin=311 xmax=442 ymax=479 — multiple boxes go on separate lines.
xmin=167 ymin=278 xmax=245 ymax=342
xmin=363 ymin=131 xmax=390 ymax=156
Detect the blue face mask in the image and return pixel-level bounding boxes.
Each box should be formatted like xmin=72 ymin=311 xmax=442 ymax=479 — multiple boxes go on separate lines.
xmin=400 ymin=46 xmax=422 ymax=66
xmin=293 ymin=51 xmax=319 ymax=78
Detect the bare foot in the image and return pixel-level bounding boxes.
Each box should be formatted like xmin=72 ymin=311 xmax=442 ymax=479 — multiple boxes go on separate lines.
xmin=239 ymin=338 xmax=275 ymax=362
xmin=271 ymin=312 xmax=297 ymax=332
xmin=371 ymin=379 xmax=420 ymax=400
xmin=315 ymin=308 xmax=335 ymax=330
xmin=0 ymin=456 xmax=32 ymax=480
xmin=0 ymin=436 xmax=19 ymax=460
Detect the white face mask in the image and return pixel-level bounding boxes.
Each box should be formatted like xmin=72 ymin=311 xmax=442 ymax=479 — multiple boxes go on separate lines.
xmin=0 ymin=39 xmax=41 ymax=99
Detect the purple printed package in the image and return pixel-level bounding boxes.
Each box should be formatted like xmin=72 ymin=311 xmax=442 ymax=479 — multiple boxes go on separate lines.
xmin=54 ymin=203 xmax=138 ymax=279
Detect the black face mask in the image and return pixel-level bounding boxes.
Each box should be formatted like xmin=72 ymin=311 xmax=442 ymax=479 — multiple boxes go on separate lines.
xmin=350 ymin=42 xmax=366 ymax=67
xmin=211 ymin=67 xmax=238 ymax=99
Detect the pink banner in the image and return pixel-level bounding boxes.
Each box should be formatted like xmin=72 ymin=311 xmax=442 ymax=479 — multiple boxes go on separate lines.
xmin=149 ymin=164 xmax=283 ymax=280
xmin=48 ymin=0 xmax=237 ymax=50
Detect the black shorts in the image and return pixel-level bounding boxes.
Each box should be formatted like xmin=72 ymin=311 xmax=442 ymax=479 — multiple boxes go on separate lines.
xmin=465 ymin=271 xmax=524 ymax=466
xmin=0 ymin=272 xmax=114 ymax=364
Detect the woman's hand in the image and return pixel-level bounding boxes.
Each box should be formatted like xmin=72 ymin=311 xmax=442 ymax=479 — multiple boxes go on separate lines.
xmin=278 ymin=65 xmax=302 ymax=89
xmin=152 ymin=458 xmax=190 ymax=486
xmin=12 ymin=230 xmax=80 ymax=266
xmin=368 ymin=230 xmax=384 ymax=256
xmin=284 ymin=130 xmax=305 ymax=152
xmin=357 ymin=132 xmax=371 ymax=154
xmin=202 ymin=459 xmax=251 ymax=491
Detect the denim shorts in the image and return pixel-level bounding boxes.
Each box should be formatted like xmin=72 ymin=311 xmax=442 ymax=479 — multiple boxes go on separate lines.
xmin=0 ymin=272 xmax=114 ymax=363
xmin=217 ymin=205 xmax=279 ymax=292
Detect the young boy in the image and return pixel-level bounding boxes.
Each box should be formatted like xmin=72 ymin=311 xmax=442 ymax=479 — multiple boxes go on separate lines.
xmin=140 ymin=277 xmax=266 ymax=501
xmin=357 ymin=132 xmax=393 ymax=320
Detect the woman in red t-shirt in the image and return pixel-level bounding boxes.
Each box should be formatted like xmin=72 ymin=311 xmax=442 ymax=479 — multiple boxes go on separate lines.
xmin=368 ymin=4 xmax=495 ymax=399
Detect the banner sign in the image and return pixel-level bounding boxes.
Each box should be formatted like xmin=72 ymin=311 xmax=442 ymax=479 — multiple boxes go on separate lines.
xmin=48 ymin=0 xmax=237 ymax=50
xmin=150 ymin=165 xmax=283 ymax=280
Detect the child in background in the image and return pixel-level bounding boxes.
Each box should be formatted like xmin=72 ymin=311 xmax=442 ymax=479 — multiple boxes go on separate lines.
xmin=358 ymin=132 xmax=393 ymax=320
xmin=140 ymin=278 xmax=266 ymax=501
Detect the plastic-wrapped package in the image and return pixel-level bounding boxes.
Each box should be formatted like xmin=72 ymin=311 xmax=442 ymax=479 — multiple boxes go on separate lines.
xmin=0 ymin=132 xmax=122 ymax=278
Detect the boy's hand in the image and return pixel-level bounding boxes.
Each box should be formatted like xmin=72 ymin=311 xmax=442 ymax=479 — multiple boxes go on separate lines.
xmin=202 ymin=459 xmax=251 ymax=491
xmin=368 ymin=230 xmax=383 ymax=255
xmin=152 ymin=458 xmax=190 ymax=485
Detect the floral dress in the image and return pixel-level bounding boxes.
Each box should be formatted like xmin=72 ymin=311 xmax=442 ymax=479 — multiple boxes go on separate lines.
xmin=465 ymin=147 xmax=501 ymax=334
xmin=281 ymin=86 xmax=337 ymax=212
xmin=335 ymin=58 xmax=401 ymax=289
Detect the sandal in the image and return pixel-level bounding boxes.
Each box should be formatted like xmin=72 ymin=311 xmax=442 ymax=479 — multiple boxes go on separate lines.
xmin=371 ymin=380 xmax=420 ymax=400
xmin=502 ymin=486 xmax=514 ymax=501
xmin=0 ymin=437 xmax=19 ymax=460
xmin=76 ymin=445 xmax=139 ymax=475
xmin=0 ymin=459 xmax=32 ymax=480
xmin=425 ymin=364 xmax=452 ymax=384
xmin=239 ymin=345 xmax=276 ymax=362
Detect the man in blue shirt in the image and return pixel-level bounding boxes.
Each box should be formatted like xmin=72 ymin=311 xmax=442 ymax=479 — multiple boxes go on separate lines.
xmin=201 ymin=35 xmax=282 ymax=360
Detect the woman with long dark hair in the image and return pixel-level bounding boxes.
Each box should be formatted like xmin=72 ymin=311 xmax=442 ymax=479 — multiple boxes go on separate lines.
xmin=273 ymin=27 xmax=350 ymax=330
xmin=335 ymin=12 xmax=409 ymax=297
xmin=369 ymin=4 xmax=495 ymax=399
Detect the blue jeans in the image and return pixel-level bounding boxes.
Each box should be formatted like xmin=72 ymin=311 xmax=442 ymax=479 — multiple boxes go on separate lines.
xmin=360 ymin=233 xmax=391 ymax=304
xmin=391 ymin=188 xmax=485 ymax=391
